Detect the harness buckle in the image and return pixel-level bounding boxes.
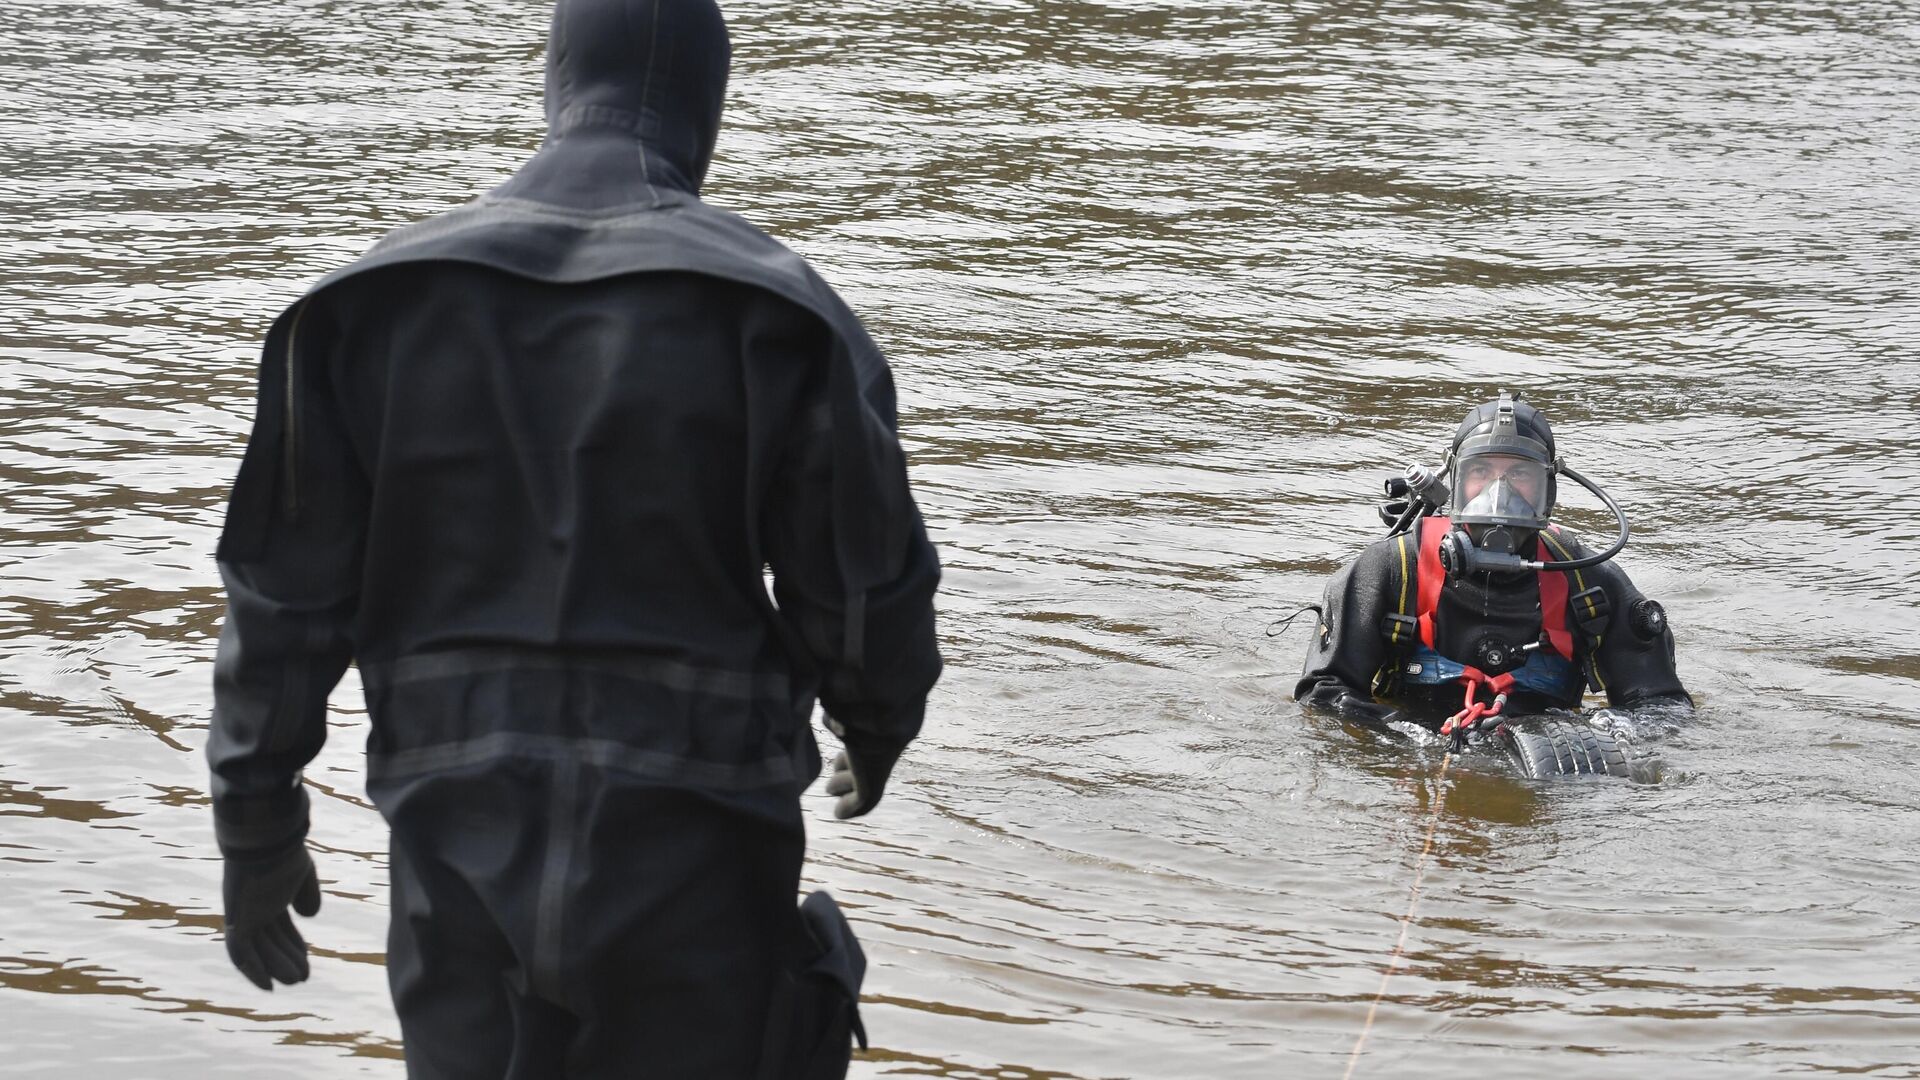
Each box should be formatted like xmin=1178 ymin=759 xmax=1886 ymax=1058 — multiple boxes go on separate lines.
xmin=1569 ymin=585 xmax=1611 ymax=636
xmin=1379 ymin=613 xmax=1419 ymax=647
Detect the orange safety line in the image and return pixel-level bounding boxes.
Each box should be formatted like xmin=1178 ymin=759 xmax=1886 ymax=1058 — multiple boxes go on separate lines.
xmin=1340 ymin=751 xmax=1451 ymax=1080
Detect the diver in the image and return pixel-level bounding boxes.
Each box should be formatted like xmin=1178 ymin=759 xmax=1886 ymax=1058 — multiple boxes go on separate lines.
xmin=1295 ymin=392 xmax=1690 ymax=772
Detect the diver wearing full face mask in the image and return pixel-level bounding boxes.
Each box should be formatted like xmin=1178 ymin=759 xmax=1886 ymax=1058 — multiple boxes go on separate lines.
xmin=1295 ymin=392 xmax=1691 ymax=753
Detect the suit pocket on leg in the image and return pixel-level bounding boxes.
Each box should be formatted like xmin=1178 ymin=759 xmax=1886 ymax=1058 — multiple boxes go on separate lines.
xmin=756 ymin=890 xmax=867 ymax=1080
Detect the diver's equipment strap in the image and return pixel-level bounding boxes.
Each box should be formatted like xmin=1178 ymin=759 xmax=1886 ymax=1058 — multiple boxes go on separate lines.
xmin=1372 ymin=531 xmax=1420 ymax=696
xmin=1534 ymin=544 xmax=1576 ymax=662
xmin=1379 ymin=613 xmax=1418 ymax=648
xmin=1569 ymin=585 xmax=1611 ymax=637
xmin=1375 ymin=530 xmax=1419 ymax=647
xmin=1369 ymin=664 xmax=1396 ymax=700
xmin=1538 ymin=528 xmax=1610 ymax=693
xmin=1415 ymin=516 xmax=1448 ymax=648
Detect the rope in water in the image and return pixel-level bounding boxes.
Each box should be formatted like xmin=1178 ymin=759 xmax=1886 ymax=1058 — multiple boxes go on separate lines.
xmin=1340 ymin=751 xmax=1452 ymax=1080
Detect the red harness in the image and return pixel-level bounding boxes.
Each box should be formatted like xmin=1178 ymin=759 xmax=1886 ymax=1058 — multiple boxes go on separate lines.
xmin=1413 ymin=516 xmax=1577 ymax=741
xmin=1414 ymin=516 xmax=1574 ymax=662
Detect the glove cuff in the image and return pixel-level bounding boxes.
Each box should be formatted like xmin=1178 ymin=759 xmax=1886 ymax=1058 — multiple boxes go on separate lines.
xmin=214 ymin=783 xmax=311 ymax=858
xmin=823 ymin=701 xmax=923 ymax=754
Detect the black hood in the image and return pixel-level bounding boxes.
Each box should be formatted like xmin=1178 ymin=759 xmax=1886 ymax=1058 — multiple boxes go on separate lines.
xmin=496 ymin=0 xmax=730 ymax=208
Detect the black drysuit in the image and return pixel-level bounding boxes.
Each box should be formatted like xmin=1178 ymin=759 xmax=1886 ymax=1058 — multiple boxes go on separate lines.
xmin=206 ymin=1 xmax=940 ymax=1076
xmin=1296 ymin=526 xmax=1688 ymax=723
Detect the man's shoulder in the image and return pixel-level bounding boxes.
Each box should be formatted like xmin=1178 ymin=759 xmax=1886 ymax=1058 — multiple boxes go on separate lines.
xmin=1538 ymin=527 xmax=1664 ymax=623
xmin=1329 ymin=533 xmax=1411 ymax=593
xmin=1540 ymin=525 xmax=1593 ymax=559
xmin=1356 ymin=530 xmax=1419 ymax=571
xmin=309 ymin=194 xmax=798 ymax=283
xmin=288 ymin=194 xmax=870 ymax=341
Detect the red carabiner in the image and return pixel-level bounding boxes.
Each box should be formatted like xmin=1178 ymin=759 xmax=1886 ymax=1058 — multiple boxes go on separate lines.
xmin=1441 ymin=666 xmax=1517 ymax=738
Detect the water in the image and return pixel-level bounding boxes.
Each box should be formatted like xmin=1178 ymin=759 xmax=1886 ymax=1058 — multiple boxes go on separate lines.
xmin=3 ymin=0 xmax=1918 ymax=1076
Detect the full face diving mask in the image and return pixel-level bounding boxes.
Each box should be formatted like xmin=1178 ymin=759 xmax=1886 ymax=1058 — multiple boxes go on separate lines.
xmin=1453 ymin=453 xmax=1553 ymax=554
xmin=1387 ymin=391 xmax=1634 ymax=577
xmin=1439 ymin=392 xmax=1557 ymax=577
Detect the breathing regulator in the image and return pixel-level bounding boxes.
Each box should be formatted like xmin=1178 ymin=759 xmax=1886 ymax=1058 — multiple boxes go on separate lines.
xmin=1379 ymin=391 xmax=1631 ymax=579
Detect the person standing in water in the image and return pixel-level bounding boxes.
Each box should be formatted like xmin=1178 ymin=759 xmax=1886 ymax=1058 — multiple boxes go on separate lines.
xmin=1296 ymin=392 xmax=1688 ymax=772
xmin=206 ymin=1 xmax=942 ymax=1075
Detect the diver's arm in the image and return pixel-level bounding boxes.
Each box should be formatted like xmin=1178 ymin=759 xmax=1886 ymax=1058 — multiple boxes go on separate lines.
xmin=208 ymin=311 xmax=365 ymax=860
xmin=1295 ymin=540 xmax=1406 ymax=725
xmin=1580 ymin=558 xmax=1693 ymax=714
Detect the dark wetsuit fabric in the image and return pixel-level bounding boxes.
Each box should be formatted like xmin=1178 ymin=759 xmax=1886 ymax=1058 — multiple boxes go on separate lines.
xmin=207 ymin=2 xmax=939 ymax=1074
xmin=384 ymin=777 xmax=807 ymax=1079
xmin=211 ymin=266 xmax=937 ymax=1078
xmin=1295 ymin=529 xmax=1688 ymax=722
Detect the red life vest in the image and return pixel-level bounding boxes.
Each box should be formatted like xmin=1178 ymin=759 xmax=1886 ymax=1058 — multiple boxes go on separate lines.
xmin=1414 ymin=516 xmax=1575 ymax=662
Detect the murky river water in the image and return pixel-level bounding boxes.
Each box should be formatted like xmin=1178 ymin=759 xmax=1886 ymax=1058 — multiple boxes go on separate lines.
xmin=4 ymin=0 xmax=1919 ymax=1076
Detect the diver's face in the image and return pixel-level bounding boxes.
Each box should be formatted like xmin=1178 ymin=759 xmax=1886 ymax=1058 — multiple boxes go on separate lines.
xmin=1460 ymin=454 xmax=1546 ymax=504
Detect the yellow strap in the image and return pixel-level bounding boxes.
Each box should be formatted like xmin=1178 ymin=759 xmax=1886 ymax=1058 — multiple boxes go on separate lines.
xmin=1538 ymin=530 xmax=1605 ymax=692
xmin=1391 ymin=532 xmax=1412 ymax=643
xmin=1538 ymin=531 xmax=1598 ymax=620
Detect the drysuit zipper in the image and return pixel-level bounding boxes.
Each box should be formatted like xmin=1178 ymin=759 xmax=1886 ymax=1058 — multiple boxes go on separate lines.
xmin=281 ymin=299 xmax=310 ymax=521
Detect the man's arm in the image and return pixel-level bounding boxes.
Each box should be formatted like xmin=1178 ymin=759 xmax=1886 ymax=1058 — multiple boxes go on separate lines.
xmin=210 ymin=306 xmax=365 ymax=854
xmin=763 ymin=333 xmax=941 ymax=819
xmin=208 ymin=306 xmax=366 ymax=986
xmin=1295 ymin=540 xmax=1405 ymax=726
xmin=1581 ymin=558 xmax=1692 ymax=716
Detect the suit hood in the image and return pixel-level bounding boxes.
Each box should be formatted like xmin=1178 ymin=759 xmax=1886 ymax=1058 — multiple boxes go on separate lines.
xmin=495 ymin=0 xmax=730 ymax=209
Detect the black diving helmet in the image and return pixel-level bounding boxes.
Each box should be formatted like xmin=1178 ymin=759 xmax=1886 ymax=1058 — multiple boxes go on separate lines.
xmin=1449 ymin=391 xmax=1555 ymax=556
xmin=1386 ymin=390 xmax=1632 ymax=577
xmin=1433 ymin=390 xmax=1631 ymax=577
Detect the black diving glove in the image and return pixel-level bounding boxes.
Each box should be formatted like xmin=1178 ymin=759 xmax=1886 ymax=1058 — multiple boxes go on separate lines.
xmin=1336 ymin=694 xmax=1408 ymax=727
xmin=822 ymin=718 xmax=903 ymax=820
xmin=221 ymin=843 xmax=321 ymax=990
xmin=1300 ymin=681 xmax=1407 ymax=728
xmin=1588 ymin=698 xmax=1689 ymax=742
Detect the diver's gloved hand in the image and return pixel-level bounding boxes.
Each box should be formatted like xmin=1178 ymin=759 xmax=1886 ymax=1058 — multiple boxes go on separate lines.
xmin=1587 ymin=708 xmax=1634 ymax=740
xmin=1333 ymin=692 xmax=1409 ymax=728
xmin=823 ymin=717 xmax=903 ymax=820
xmin=221 ymin=843 xmax=321 ymax=990
xmin=1588 ymin=699 xmax=1687 ymax=742
xmin=1300 ymin=682 xmax=1409 ymax=728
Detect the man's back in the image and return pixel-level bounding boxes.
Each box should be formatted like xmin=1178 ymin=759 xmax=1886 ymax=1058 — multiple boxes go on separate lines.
xmin=217 ymin=258 xmax=933 ymax=1078
xmin=255 ymin=261 xmax=867 ymax=796
xmin=324 ymin=264 xmax=821 ymax=673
